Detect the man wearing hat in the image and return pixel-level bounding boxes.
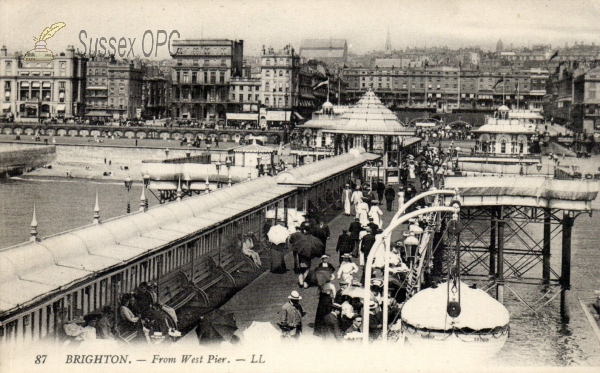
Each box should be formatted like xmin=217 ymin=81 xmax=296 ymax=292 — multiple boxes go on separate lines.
xmin=360 ymin=226 xmax=376 ymax=268
xmin=279 ymin=291 xmax=305 ymax=338
xmin=376 ymin=179 xmax=386 ymax=205
xmin=317 ymin=254 xmax=336 ymax=272
xmin=348 ymin=217 xmax=363 ymax=257
xmin=322 ymin=303 xmax=343 ymax=340
xmin=384 ymin=184 xmax=396 ymax=212
xmin=335 ymin=229 xmax=353 ymax=263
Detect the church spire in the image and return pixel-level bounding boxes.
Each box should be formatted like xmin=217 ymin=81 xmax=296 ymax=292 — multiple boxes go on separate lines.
xmin=30 ymin=202 xmax=38 ymax=242
xmin=385 ymin=28 xmax=392 ymax=52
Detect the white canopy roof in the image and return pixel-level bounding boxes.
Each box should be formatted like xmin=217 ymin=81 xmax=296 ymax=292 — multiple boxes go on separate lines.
xmin=301 ymin=90 xmax=414 ymax=135
xmin=0 ymin=151 xmax=378 ymax=316
xmin=402 ymin=281 xmax=510 ymax=330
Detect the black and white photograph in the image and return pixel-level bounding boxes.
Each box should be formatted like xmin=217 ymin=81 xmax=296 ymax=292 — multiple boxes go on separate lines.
xmin=0 ymin=1 xmax=599 ymax=372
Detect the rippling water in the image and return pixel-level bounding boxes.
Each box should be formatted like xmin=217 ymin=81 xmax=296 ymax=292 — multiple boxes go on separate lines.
xmin=0 ymin=178 xmax=599 ymax=366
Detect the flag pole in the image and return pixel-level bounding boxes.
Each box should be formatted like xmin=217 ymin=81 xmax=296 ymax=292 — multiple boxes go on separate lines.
xmin=338 ymin=75 xmax=341 ymax=106
xmin=517 ymin=82 xmax=520 ymax=109
xmin=327 ymin=77 xmax=330 ymax=103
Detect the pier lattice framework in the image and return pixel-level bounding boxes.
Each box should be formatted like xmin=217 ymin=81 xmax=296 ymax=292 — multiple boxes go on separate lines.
xmin=442 ymin=176 xmax=598 ymax=320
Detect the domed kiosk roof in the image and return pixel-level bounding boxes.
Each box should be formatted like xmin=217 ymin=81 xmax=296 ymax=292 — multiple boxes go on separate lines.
xmin=402 ymin=281 xmax=510 ymax=331
xmin=302 ymin=90 xmax=413 ymax=135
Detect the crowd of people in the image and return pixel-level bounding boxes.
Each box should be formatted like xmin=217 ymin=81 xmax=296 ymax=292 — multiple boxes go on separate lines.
xmin=277 ymin=179 xmax=412 ymax=342
xmin=60 ymin=282 xmax=181 ymax=346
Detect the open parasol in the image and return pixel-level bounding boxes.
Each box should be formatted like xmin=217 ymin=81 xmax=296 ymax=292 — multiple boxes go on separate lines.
xmin=242 ymin=321 xmax=281 ymax=343
xmin=342 ymin=286 xmax=376 ymax=301
xmin=196 ymin=309 xmax=238 ymax=344
xmin=267 ymin=224 xmax=290 ymax=245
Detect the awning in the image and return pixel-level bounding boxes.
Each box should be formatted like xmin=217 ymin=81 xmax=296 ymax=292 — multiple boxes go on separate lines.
xmin=56 ymin=104 xmax=66 ymax=112
xmin=4 ymin=91 xmax=9 ymax=98
xmin=2 ymin=103 xmax=11 ymax=112
xmin=293 ymin=111 xmax=304 ymax=120
xmin=31 ymin=82 xmax=40 ymax=88
xmin=59 ymin=92 xmax=65 ymax=98
xmin=85 ymin=111 xmax=111 ymax=117
xmin=226 ymin=112 xmax=258 ymax=121
xmin=42 ymin=82 xmax=51 ymax=88
xmin=21 ymin=82 xmax=30 ymax=88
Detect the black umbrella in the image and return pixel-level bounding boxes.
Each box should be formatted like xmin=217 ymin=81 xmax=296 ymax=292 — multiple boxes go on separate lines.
xmin=196 ymin=309 xmax=238 ymax=344
xmin=292 ymin=233 xmax=324 ymax=259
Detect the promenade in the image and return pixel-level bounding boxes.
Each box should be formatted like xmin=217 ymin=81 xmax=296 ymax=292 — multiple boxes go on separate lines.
xmin=180 ymin=194 xmax=410 ymax=343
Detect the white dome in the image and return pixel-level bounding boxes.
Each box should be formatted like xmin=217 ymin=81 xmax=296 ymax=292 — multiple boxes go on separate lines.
xmin=497 ymin=105 xmax=510 ymax=111
xmin=402 ymin=281 xmax=509 ymax=331
xmin=322 ymin=101 xmax=333 ymax=108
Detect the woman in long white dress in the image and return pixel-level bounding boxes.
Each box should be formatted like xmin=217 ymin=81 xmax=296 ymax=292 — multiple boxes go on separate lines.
xmin=342 ymin=184 xmax=352 ymax=216
xmin=368 ymin=201 xmax=383 ymax=229
xmin=357 ymin=202 xmax=370 ymax=226
xmin=351 ymin=187 xmax=363 ymax=213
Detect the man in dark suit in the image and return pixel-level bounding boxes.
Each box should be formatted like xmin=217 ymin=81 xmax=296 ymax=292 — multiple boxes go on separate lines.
xmin=348 ymin=218 xmax=363 ymax=255
xmin=322 ymin=303 xmax=343 ymax=341
xmin=361 ymin=227 xmax=376 ymax=260
xmin=376 ymin=180 xmax=386 ymax=205
xmin=384 ymin=184 xmax=396 ymax=212
xmin=367 ymin=218 xmax=379 ymax=233
xmin=335 ymin=229 xmax=354 ymax=263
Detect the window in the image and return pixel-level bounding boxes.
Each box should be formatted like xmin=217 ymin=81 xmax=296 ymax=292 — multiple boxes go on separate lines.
xmin=239 ymin=94 xmax=243 ymax=102
xmin=183 ymin=72 xmax=188 ymax=83
xmin=204 ymin=71 xmax=208 ymax=83
xmin=176 ymin=72 xmax=180 ymax=83
xmin=265 ymin=82 xmax=270 ymax=91
xmin=266 ymin=70 xmax=270 ymax=77
xmin=210 ymin=71 xmax=216 ymax=84
xmin=279 ymin=82 xmax=283 ymax=92
xmin=193 ymin=60 xmax=198 ymax=66
xmin=192 ymin=72 xmax=197 ymax=83
xmin=248 ymin=94 xmax=252 ymax=101
xmin=265 ymin=97 xmax=269 ymax=105
xmin=278 ymin=97 xmax=282 ymax=107
xmin=219 ymin=73 xmax=225 ymax=84
xmin=500 ymin=140 xmax=506 ymax=154
xmin=220 ymin=59 xmax=226 ymax=67
xmin=279 ymin=70 xmax=283 ymax=77
xmin=255 ymin=94 xmax=259 ymax=101
xmin=266 ymin=59 xmax=270 ymax=65
xmin=59 ymin=82 xmax=65 ymax=89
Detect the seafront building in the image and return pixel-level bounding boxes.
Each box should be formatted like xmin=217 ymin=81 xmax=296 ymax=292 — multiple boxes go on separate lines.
xmin=85 ymin=56 xmax=143 ymax=120
xmin=0 ymin=45 xmax=87 ymax=120
xmin=169 ymin=39 xmax=244 ymax=122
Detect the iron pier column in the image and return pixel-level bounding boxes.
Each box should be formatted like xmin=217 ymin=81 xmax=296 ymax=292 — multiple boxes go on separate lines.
xmin=560 ymin=211 xmax=574 ymax=322
xmin=489 ymin=206 xmax=497 ymax=277
xmin=496 ymin=206 xmax=505 ymax=303
xmin=543 ymin=208 xmax=552 ymax=285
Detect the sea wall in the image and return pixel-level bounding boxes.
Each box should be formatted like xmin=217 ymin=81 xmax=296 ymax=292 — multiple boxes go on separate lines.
xmin=0 ymin=145 xmax=56 ymax=177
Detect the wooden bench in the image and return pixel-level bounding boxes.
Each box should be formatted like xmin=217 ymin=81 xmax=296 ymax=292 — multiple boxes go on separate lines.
xmin=184 ymin=256 xmax=233 ymax=307
xmin=209 ymin=248 xmax=254 ymax=287
xmin=157 ymin=270 xmax=198 ymax=311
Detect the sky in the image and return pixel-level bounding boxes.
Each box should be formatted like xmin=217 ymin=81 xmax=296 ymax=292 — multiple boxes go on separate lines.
xmin=1 ymin=0 xmax=600 ymax=59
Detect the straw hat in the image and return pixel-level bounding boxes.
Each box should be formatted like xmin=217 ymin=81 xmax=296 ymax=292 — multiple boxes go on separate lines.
xmin=288 ymin=290 xmax=302 ymax=300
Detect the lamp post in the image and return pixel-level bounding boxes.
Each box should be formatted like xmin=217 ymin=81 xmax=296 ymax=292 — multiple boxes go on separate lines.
xmin=165 ymin=148 xmax=169 ymax=158
xmin=226 ymin=158 xmax=232 ymax=187
xmin=519 ymin=153 xmax=524 ymax=175
xmin=215 ymin=161 xmax=221 ymax=188
xmin=362 ymin=203 xmax=461 ymax=345
xmin=124 ymin=175 xmax=133 ymax=213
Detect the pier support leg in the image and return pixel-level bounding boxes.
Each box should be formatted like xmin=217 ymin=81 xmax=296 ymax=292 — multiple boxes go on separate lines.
xmin=431 ymin=219 xmax=446 ymax=282
xmin=489 ymin=207 xmax=497 ymax=277
xmin=496 ymin=207 xmax=505 ymax=303
xmin=561 ymin=211 xmax=574 ymax=322
xmin=543 ymin=208 xmax=551 ymax=285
